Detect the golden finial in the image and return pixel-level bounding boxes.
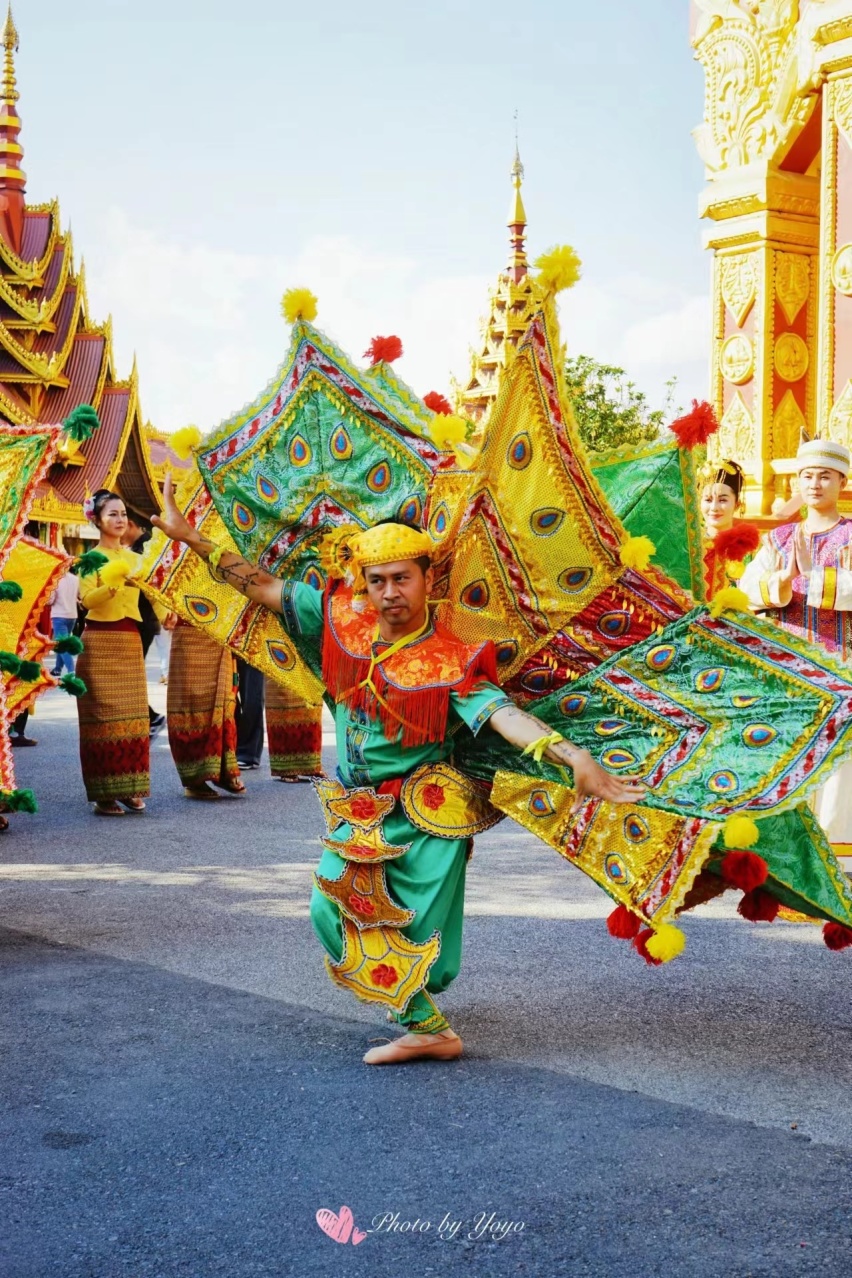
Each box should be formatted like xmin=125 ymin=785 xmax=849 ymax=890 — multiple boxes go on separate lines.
xmin=2 ymin=5 xmax=19 ymax=104
xmin=507 ymin=116 xmax=528 ymax=278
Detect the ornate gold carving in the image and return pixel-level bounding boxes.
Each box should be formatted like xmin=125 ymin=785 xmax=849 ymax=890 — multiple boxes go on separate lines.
xmin=720 ymin=334 xmax=754 ymax=384
xmin=693 ymin=2 xmax=809 ymax=173
xmin=775 ymin=253 xmax=810 ymax=324
xmin=829 ymin=380 xmax=852 ymax=446
xmin=774 ymin=332 xmax=809 ymax=383
xmin=831 ymin=244 xmax=852 ymax=296
xmin=833 ymin=80 xmax=852 ymax=151
xmin=718 ymin=390 xmax=757 ymax=463
xmin=773 ymin=389 xmax=806 ymax=457
xmin=720 ymin=254 xmax=757 ymax=326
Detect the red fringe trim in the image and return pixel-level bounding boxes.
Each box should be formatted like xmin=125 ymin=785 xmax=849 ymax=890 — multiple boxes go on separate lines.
xmin=721 ymin=851 xmax=769 ymax=893
xmin=321 ymin=604 xmax=499 ymax=748
xmin=607 ymin=904 xmax=642 ymax=940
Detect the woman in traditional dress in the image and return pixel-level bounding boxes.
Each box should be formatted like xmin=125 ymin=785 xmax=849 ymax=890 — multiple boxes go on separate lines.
xmin=700 ymin=460 xmax=760 ymax=597
xmin=76 ymin=489 xmax=149 ymax=816
xmin=166 ymin=624 xmax=245 ymax=799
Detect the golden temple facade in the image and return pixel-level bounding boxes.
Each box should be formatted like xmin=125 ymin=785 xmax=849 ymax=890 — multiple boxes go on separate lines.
xmin=0 ymin=7 xmax=165 ymax=542
xmin=693 ymin=0 xmax=852 ymax=514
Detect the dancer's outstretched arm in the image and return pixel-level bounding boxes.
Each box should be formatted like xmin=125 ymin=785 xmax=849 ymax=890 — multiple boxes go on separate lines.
xmin=151 ymin=474 xmax=284 ymax=614
xmin=488 ymin=703 xmax=648 ymax=813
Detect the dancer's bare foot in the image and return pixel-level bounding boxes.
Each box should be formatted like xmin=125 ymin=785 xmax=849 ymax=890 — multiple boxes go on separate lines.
xmin=363 ymin=1029 xmax=462 ymax=1066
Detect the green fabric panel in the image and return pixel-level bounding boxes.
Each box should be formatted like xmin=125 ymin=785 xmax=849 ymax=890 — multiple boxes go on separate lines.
xmin=709 ymin=806 xmax=852 ymax=924
xmin=591 ymin=440 xmax=705 ymax=601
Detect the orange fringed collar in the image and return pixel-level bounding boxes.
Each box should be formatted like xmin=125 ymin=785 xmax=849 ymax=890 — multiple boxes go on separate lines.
xmin=321 ymin=584 xmax=498 ymax=747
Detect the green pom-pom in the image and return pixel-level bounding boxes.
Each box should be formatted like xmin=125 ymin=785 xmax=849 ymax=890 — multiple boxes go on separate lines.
xmin=0 ymin=788 xmax=38 ymax=814
xmin=0 ymin=650 xmax=21 ymax=676
xmin=59 ymin=673 xmax=87 ymax=697
xmin=62 ymin=404 xmax=101 ymax=442
xmin=0 ymin=581 xmax=23 ymax=602
xmin=71 ymin=550 xmax=109 ymax=578
xmin=17 ymin=659 xmax=42 ymax=682
xmin=53 ymin=635 xmax=84 ymax=655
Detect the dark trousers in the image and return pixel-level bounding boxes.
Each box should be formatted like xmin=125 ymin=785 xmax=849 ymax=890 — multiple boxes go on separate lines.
xmin=235 ymin=660 xmax=265 ymax=765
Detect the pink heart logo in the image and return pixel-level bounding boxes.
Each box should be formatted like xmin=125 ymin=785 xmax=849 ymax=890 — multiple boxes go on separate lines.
xmin=351 ymin=1228 xmax=367 ymax=1245
xmin=316 ymin=1206 xmax=353 ymax=1245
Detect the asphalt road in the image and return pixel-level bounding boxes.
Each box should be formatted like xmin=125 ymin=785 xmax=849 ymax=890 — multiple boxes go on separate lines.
xmin=1 ymin=674 xmax=852 ymax=1277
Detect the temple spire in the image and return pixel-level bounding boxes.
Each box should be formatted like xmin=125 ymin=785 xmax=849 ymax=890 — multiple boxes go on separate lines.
xmin=507 ymin=144 xmax=528 ymax=282
xmin=0 ymin=4 xmax=26 ymax=250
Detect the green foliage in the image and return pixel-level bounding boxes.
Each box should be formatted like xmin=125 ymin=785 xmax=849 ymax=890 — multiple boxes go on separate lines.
xmin=564 ymin=355 xmax=679 ymax=454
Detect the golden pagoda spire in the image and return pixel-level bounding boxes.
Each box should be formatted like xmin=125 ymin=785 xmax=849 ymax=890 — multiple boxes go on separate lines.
xmin=2 ymin=5 xmax=19 ymax=104
xmin=507 ymin=142 xmax=528 ymax=283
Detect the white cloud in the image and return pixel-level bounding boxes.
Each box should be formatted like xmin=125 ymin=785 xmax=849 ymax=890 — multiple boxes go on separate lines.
xmin=83 ymin=208 xmax=711 ymax=431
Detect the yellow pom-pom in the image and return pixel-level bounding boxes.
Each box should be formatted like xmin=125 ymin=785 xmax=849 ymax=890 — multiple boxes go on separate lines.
xmin=644 ymin=923 xmax=687 ymax=964
xmin=281 ymin=287 xmax=318 ymax=325
xmin=723 ymin=814 xmax=760 ymax=849
xmin=170 ymin=425 xmax=203 ymax=461
xmin=619 ymin=534 xmax=656 ymax=572
xmin=430 ymin=413 xmax=469 ymax=451
xmin=726 ymin=560 xmax=745 ymax=580
xmin=534 ymin=244 xmax=582 ymax=294
xmin=100 ymin=558 xmax=131 ymax=588
xmin=708 ymin=585 xmax=750 ymax=618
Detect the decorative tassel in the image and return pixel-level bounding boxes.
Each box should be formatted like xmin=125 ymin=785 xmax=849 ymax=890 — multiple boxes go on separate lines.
xmin=606 ymin=904 xmax=642 ymax=940
xmin=280 ymin=287 xmax=318 ymax=324
xmin=823 ymin=922 xmax=852 ymax=951
xmin=723 ymin=814 xmax=760 ymax=849
xmin=0 ymin=650 xmax=21 ymax=675
xmin=720 ymin=849 xmax=768 ymax=891
xmin=633 ymin=928 xmax=663 ymax=966
xmin=709 ymin=586 xmax=750 ymax=618
xmin=170 ymin=425 xmax=203 ymax=461
xmin=99 ymin=559 xmax=131 ymax=589
xmin=62 ymin=403 xmax=101 ymax=442
xmin=534 ymin=244 xmax=582 ymax=294
xmin=423 ymin=391 xmax=452 ymax=415
xmin=0 ymin=581 xmax=23 ymax=602
xmin=738 ymin=889 xmax=780 ymax=923
xmin=71 ymin=550 xmax=109 ymax=578
xmin=59 ymin=674 xmax=87 ymax=697
xmin=53 ymin=635 xmax=84 ymax=656
xmin=669 ymin=399 xmax=719 ymax=448
xmin=364 ymin=335 xmax=403 ymax=365
xmin=430 ymin=413 xmax=468 ymax=451
xmin=619 ymin=534 xmax=656 ymax=572
xmin=0 ymin=788 xmax=37 ymax=814
xmin=644 ymin=923 xmax=687 ymax=963
xmin=713 ymin=524 xmax=761 ymax=563
xmin=17 ymin=659 xmax=42 ymax=682
xmin=521 ymin=731 xmax=564 ymax=764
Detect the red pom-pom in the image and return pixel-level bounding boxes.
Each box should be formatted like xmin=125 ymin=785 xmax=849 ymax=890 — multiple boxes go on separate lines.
xmin=713 ymin=523 xmax=761 ymax=563
xmin=424 ymin=390 xmax=452 ymax=415
xmin=720 ymin=850 xmax=769 ymax=893
xmin=738 ymin=889 xmax=780 ymax=923
xmin=823 ymin=922 xmax=852 ymax=951
xmin=670 ymin=399 xmax=719 ymax=449
xmin=364 ymin=335 xmax=403 ymax=365
xmin=633 ymin=928 xmax=663 ymax=966
xmin=607 ymin=904 xmax=642 ymax=940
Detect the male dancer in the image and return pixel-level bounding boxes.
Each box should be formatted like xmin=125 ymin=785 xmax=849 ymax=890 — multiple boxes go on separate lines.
xmin=740 ymin=438 xmax=852 ymax=869
xmin=153 ymin=477 xmax=646 ymax=1065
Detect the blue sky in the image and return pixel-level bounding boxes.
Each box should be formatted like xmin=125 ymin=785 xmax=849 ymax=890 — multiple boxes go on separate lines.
xmin=14 ymin=0 xmax=709 ymax=430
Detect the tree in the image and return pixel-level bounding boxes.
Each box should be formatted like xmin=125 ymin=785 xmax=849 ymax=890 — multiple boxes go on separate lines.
xmin=564 ymin=354 xmax=678 ymax=454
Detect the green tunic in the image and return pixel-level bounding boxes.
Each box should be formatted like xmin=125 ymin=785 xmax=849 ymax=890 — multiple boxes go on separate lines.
xmin=280 ymin=580 xmax=512 ymax=1030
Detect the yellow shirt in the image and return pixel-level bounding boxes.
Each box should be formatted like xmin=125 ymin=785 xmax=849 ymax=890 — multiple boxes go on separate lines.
xmin=79 ymin=548 xmax=143 ymax=623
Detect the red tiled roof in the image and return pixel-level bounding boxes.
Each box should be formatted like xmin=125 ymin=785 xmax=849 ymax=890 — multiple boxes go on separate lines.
xmin=49 ymin=384 xmax=130 ymax=503
xmin=41 ymin=333 xmax=105 ymax=424
xmin=34 ymin=283 xmax=77 ymax=358
xmin=20 ymin=211 xmax=52 ymax=263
